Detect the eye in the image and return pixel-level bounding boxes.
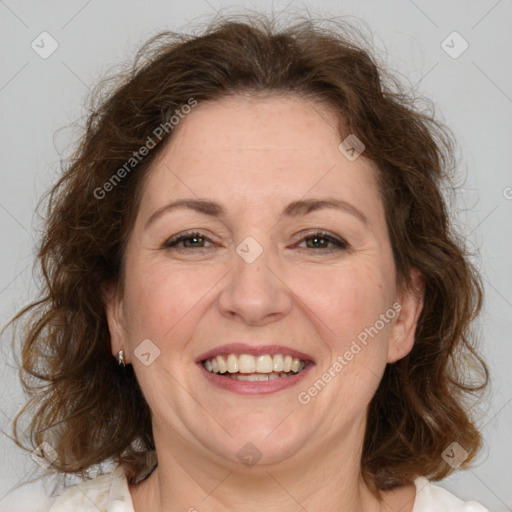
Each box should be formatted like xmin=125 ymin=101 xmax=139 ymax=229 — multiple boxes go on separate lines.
xmin=162 ymin=230 xmax=348 ymax=254
xmin=295 ymin=231 xmax=348 ymax=253
xmin=163 ymin=231 xmax=215 ymax=250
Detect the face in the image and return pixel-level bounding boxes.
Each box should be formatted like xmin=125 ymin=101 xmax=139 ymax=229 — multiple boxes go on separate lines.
xmin=105 ymin=94 xmax=423 ymax=470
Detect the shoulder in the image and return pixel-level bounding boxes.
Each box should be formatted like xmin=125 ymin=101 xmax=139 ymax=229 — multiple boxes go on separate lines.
xmin=46 ymin=472 xmax=113 ymax=512
xmin=47 ymin=465 xmax=133 ymax=512
xmin=413 ymin=477 xmax=490 ymax=512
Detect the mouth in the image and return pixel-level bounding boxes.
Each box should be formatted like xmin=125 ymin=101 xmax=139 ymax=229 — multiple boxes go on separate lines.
xmin=196 ymin=343 xmax=314 ymax=393
xmin=202 ymin=353 xmax=308 ymax=381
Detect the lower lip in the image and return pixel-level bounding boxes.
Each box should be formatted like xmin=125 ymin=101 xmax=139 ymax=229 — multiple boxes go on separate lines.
xmin=199 ymin=363 xmax=313 ymax=395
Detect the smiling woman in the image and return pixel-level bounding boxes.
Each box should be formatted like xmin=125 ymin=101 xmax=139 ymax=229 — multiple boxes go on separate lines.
xmin=8 ymin=10 xmax=489 ymax=512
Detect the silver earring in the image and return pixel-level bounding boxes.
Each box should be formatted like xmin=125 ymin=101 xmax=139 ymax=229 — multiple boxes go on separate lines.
xmin=117 ymin=350 xmax=126 ymax=367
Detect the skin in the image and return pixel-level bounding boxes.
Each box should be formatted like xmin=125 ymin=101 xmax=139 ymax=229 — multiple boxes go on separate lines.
xmin=105 ymin=93 xmax=424 ymax=512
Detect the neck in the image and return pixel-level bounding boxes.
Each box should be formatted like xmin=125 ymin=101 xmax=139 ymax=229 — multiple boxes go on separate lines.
xmin=128 ymin=418 xmax=413 ymax=512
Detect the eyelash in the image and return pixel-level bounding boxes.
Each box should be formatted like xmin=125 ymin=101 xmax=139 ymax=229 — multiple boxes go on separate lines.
xmin=163 ymin=230 xmax=348 ymax=254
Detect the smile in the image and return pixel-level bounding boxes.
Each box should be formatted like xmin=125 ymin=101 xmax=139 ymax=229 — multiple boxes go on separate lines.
xmin=203 ymin=353 xmax=307 ymax=380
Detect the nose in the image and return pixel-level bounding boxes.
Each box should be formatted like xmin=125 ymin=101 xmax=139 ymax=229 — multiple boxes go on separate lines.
xmin=217 ymin=244 xmax=293 ymax=326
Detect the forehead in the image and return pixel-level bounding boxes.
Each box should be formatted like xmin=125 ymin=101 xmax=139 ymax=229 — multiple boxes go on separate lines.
xmin=169 ymin=93 xmax=342 ymax=156
xmin=138 ymin=93 xmax=382 ymax=220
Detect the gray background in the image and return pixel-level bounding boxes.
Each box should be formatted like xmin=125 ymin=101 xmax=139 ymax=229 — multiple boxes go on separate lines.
xmin=1 ymin=0 xmax=511 ymax=510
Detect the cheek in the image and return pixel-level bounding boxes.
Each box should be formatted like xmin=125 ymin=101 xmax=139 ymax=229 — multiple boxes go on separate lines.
xmin=301 ymin=266 xmax=396 ymax=404
xmin=294 ymin=259 xmax=396 ymax=348
xmin=121 ymin=257 xmax=219 ymax=348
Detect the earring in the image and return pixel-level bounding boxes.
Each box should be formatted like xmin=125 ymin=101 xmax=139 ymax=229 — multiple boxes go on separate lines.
xmin=117 ymin=349 xmax=126 ymax=367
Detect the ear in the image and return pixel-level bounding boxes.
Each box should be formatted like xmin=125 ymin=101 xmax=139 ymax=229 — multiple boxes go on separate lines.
xmin=102 ymin=282 xmax=129 ymax=363
xmin=387 ymin=268 xmax=425 ymax=363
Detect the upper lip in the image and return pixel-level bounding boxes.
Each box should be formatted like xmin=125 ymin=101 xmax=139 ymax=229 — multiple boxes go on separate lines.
xmin=195 ymin=343 xmax=315 ymax=364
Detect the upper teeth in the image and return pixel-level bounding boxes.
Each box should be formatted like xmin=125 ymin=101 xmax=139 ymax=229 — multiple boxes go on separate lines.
xmin=203 ymin=354 xmax=305 ymax=374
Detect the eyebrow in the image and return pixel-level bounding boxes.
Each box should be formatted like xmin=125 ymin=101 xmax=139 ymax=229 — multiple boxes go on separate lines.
xmin=144 ymin=197 xmax=368 ymax=229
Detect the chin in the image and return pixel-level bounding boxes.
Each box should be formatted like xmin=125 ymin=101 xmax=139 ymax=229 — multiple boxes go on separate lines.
xmin=205 ymin=418 xmax=310 ymax=469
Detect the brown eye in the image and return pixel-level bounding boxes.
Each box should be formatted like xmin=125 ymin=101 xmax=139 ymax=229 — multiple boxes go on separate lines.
xmin=164 ymin=231 xmax=214 ymax=250
xmin=296 ymin=231 xmax=348 ymax=252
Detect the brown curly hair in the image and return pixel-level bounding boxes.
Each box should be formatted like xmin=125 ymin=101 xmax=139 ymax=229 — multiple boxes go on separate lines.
xmin=7 ymin=11 xmax=488 ymax=491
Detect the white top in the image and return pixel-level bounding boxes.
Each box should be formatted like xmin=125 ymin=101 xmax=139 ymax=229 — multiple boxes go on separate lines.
xmin=4 ymin=464 xmax=490 ymax=512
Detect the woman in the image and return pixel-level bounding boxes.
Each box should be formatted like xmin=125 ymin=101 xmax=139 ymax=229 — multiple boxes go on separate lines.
xmin=9 ymin=12 xmax=489 ymax=512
